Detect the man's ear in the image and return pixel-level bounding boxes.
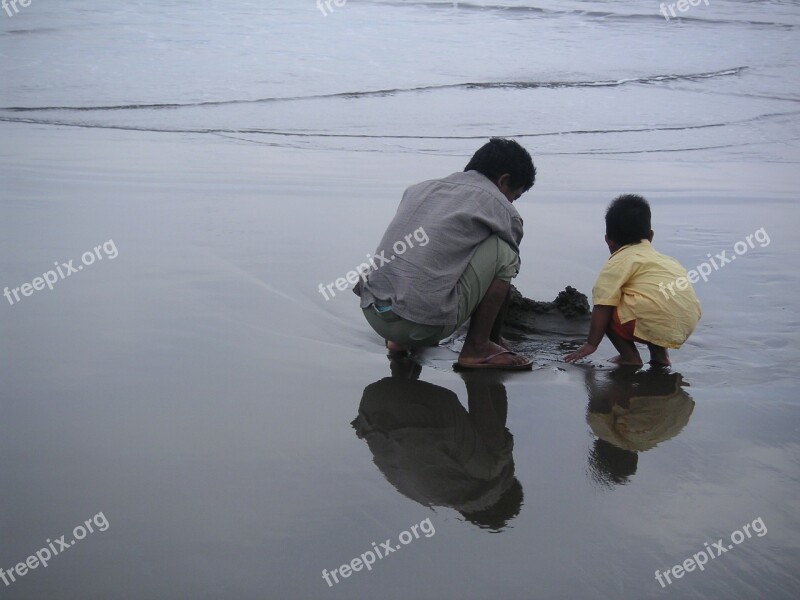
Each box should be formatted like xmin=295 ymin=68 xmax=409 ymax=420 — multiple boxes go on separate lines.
xmin=496 ymin=173 xmax=511 ymax=190
xmin=648 ymin=229 xmax=654 ymax=242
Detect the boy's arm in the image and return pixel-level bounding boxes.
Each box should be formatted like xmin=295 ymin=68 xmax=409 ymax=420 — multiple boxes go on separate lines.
xmin=563 ymin=305 xmax=614 ymax=363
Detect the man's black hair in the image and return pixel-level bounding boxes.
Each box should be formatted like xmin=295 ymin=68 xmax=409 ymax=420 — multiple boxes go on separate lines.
xmin=460 ymin=477 xmax=524 ymax=531
xmin=464 ymin=137 xmax=536 ymax=192
xmin=605 ymin=194 xmax=651 ymax=247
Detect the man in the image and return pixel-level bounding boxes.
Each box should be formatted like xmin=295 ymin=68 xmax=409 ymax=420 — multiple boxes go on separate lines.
xmin=355 ymin=138 xmax=536 ymax=370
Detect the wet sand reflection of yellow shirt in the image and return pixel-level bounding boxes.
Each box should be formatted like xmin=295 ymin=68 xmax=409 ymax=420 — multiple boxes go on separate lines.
xmin=592 ymin=240 xmax=701 ymax=349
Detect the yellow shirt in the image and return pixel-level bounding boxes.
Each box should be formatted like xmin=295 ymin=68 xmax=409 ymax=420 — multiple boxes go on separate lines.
xmin=592 ymin=240 xmax=701 ymax=349
xmin=587 ymin=377 xmax=695 ymax=452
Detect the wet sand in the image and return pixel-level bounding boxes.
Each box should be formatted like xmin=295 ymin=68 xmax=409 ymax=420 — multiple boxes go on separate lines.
xmin=2 ymin=123 xmax=800 ymax=599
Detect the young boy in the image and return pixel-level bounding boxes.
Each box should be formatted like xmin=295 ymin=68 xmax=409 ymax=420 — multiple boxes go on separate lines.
xmin=564 ymin=194 xmax=701 ymax=367
xmin=355 ymin=138 xmax=536 ymax=370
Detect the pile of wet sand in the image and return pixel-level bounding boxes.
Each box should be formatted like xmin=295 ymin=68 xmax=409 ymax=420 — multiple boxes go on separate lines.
xmin=506 ymin=285 xmax=591 ymax=336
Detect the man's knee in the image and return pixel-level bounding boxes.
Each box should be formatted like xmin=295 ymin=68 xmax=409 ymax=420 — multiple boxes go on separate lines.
xmin=473 ymin=235 xmax=518 ymax=274
xmin=492 ymin=236 xmax=519 ymax=281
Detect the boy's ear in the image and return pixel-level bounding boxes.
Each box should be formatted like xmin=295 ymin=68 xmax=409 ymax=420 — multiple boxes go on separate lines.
xmin=647 ymin=230 xmax=654 ymax=242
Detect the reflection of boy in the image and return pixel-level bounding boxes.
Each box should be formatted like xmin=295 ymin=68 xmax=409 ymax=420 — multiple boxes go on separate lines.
xmin=565 ymin=195 xmax=701 ymax=366
xmin=586 ymin=369 xmax=695 ymax=453
xmin=584 ymin=368 xmax=695 ymax=487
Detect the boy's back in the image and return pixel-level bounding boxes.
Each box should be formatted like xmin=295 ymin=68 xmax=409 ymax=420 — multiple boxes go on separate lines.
xmin=593 ymin=240 xmax=701 ymax=349
xmin=565 ymin=194 xmax=702 ymax=367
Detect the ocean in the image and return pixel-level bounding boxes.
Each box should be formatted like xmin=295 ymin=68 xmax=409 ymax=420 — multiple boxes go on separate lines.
xmin=2 ymin=2 xmax=799 ymax=599
xmin=2 ymin=0 xmax=799 ymax=160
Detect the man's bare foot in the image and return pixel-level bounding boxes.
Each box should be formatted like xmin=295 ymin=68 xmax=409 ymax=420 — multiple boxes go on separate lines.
xmin=608 ymin=354 xmax=643 ymax=367
xmin=491 ymin=335 xmax=513 ymax=352
xmin=458 ymin=340 xmax=531 ymax=369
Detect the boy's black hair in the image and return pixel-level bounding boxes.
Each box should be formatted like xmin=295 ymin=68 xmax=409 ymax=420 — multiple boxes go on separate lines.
xmin=464 ymin=138 xmax=536 ymax=192
xmin=605 ymin=194 xmax=651 ymax=246
xmin=588 ymin=439 xmax=638 ymax=487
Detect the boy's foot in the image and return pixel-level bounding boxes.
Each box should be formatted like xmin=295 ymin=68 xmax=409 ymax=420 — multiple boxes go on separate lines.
xmin=647 ymin=345 xmax=671 ymax=367
xmin=456 ymin=341 xmax=532 ymax=371
xmin=609 ymin=354 xmax=644 ymax=367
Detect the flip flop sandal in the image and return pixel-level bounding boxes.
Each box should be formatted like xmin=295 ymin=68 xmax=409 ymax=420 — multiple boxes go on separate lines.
xmin=455 ymin=350 xmax=533 ymax=371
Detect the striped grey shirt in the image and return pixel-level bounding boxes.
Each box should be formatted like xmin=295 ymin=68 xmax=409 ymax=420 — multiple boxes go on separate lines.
xmin=355 ymin=170 xmax=523 ymax=326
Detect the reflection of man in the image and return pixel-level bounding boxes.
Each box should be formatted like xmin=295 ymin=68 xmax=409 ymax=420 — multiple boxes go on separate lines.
xmin=583 ymin=367 xmax=695 ymax=487
xmin=352 ymin=357 xmax=523 ymax=530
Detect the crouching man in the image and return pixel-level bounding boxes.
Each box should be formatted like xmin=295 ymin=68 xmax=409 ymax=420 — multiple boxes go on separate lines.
xmin=354 ymin=138 xmax=536 ymax=370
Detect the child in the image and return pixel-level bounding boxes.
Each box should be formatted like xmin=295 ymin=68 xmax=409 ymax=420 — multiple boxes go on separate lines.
xmin=564 ymin=194 xmax=701 ymax=366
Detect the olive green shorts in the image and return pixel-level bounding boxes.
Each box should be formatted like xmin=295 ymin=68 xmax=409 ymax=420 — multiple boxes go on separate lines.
xmin=362 ymin=235 xmax=519 ymax=347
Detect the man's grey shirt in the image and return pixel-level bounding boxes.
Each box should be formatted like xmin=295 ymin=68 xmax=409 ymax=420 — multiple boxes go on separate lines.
xmin=355 ymin=170 xmax=524 ymax=326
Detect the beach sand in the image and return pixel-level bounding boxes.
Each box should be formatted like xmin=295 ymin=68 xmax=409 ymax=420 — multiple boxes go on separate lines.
xmin=2 ymin=123 xmax=799 ymax=599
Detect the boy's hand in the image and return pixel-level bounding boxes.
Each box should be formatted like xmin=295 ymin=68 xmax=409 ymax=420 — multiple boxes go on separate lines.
xmin=563 ymin=343 xmax=597 ymax=363
xmin=563 ymin=305 xmax=614 ymax=363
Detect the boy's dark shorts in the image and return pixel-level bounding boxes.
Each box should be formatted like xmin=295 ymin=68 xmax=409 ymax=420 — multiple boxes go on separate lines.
xmin=610 ymin=308 xmax=648 ymax=344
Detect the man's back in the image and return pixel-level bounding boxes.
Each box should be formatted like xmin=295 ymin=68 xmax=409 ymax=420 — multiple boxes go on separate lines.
xmin=356 ymin=170 xmax=524 ymax=326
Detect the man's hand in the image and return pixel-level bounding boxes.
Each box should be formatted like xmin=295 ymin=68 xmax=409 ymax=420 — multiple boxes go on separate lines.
xmin=563 ymin=343 xmax=597 ymax=363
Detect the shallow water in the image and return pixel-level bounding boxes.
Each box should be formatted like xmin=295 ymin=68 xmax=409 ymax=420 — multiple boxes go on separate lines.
xmin=2 ymin=126 xmax=799 ymax=599
xmin=2 ymin=1 xmax=800 ymax=599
